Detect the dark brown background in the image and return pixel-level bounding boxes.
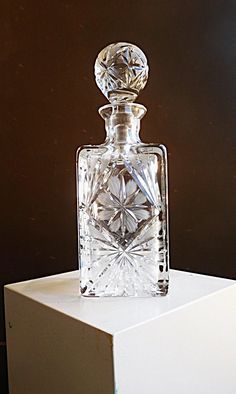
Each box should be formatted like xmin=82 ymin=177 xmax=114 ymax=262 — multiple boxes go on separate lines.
xmin=1 ymin=1 xmax=236 ymax=392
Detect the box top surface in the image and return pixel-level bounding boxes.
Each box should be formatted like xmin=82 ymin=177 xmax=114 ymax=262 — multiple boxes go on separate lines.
xmin=5 ymin=270 xmax=235 ymax=335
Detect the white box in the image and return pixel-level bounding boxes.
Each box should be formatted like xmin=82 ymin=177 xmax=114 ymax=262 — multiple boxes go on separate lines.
xmin=4 ymin=270 xmax=236 ymax=394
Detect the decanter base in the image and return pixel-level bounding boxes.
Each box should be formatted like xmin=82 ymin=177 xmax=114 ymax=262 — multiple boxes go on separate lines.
xmin=80 ymin=281 xmax=169 ymax=297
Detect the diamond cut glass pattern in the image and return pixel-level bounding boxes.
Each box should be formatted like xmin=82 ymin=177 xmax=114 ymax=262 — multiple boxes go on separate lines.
xmin=96 ymin=172 xmax=151 ymax=235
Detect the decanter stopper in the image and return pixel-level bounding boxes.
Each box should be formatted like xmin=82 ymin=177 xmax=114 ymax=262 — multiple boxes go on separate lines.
xmin=94 ymin=42 xmax=149 ymax=104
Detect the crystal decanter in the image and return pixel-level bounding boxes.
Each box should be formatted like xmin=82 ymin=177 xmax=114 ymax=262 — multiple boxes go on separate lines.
xmin=77 ymin=42 xmax=169 ymax=297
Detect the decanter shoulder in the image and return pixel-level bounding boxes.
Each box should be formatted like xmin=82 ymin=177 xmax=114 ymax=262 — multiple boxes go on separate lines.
xmin=136 ymin=143 xmax=168 ymax=160
xmin=76 ymin=144 xmax=109 ymax=163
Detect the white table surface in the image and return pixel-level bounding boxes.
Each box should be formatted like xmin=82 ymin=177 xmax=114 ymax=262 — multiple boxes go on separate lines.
xmin=6 ymin=269 xmax=235 ymax=335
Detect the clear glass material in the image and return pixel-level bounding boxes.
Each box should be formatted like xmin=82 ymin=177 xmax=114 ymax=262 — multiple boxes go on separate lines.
xmin=77 ymin=104 xmax=169 ymax=296
xmin=76 ymin=42 xmax=169 ymax=296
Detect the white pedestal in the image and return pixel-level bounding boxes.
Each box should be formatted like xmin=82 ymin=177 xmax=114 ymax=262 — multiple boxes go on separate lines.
xmin=4 ymin=270 xmax=236 ymax=394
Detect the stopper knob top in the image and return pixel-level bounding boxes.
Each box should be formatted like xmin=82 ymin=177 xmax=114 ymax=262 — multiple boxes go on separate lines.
xmin=94 ymin=42 xmax=149 ymax=104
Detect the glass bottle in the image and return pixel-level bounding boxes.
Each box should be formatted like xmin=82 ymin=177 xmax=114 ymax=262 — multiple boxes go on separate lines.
xmin=76 ymin=42 xmax=169 ymax=297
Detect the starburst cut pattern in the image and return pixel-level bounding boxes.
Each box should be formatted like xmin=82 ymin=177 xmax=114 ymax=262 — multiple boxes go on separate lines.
xmin=95 ymin=174 xmax=150 ymax=236
xmin=80 ymin=218 xmax=163 ymax=296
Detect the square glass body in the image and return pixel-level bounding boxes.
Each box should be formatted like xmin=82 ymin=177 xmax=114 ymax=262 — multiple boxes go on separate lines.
xmin=77 ymin=142 xmax=169 ymax=297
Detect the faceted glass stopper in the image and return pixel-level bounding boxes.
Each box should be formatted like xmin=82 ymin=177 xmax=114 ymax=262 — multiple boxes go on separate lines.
xmin=94 ymin=42 xmax=149 ymax=104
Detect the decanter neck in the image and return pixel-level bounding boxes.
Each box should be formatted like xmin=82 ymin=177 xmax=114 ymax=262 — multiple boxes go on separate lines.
xmin=99 ymin=103 xmax=147 ymax=145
